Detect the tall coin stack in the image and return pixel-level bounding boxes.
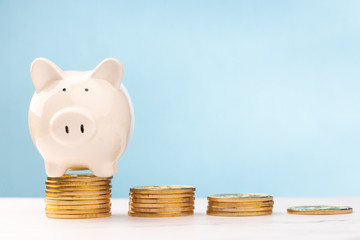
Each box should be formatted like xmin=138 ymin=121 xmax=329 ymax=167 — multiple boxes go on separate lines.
xmin=129 ymin=185 xmax=195 ymax=217
xmin=207 ymin=193 xmax=274 ymax=217
xmin=45 ymin=171 xmax=113 ymax=219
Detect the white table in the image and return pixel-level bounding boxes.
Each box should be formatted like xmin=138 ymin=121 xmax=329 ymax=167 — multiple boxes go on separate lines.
xmin=0 ymin=197 xmax=359 ymax=239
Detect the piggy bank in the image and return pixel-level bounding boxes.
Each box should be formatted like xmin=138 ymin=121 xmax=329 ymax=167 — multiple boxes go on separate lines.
xmin=28 ymin=58 xmax=134 ymax=177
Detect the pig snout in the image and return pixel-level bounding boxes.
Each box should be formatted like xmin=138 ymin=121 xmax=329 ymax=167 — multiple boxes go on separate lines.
xmin=49 ymin=108 xmax=96 ymax=144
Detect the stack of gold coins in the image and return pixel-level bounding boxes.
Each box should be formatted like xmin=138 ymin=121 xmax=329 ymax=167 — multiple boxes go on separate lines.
xmin=207 ymin=193 xmax=274 ymax=217
xmin=287 ymin=205 xmax=353 ymax=215
xmin=45 ymin=172 xmax=112 ymax=219
xmin=128 ymin=185 xmax=195 ymax=217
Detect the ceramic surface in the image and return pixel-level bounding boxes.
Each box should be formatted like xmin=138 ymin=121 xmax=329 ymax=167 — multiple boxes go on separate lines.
xmin=28 ymin=58 xmax=134 ymax=177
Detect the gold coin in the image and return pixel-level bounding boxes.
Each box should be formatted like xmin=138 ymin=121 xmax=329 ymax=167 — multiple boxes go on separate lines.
xmin=128 ymin=211 xmax=193 ymax=217
xmin=68 ymin=168 xmax=90 ymax=171
xmin=45 ymin=180 xmax=111 ymax=186
xmin=207 ymin=210 xmax=273 ymax=217
xmin=130 ymin=206 xmax=194 ymax=213
xmin=287 ymin=206 xmax=353 ymax=215
xmin=207 ymin=206 xmax=273 ymax=212
xmin=46 ymin=190 xmax=111 ymax=196
xmin=130 ymin=202 xmax=194 ymax=208
xmin=130 ymin=197 xmax=195 ymax=203
xmin=46 ymin=212 xmax=111 ymax=219
xmin=45 ymin=208 xmax=110 ymax=214
xmin=209 ymin=201 xmax=274 ymax=208
xmin=130 ymin=185 xmax=195 ymax=194
xmin=46 ymin=185 xmax=111 ymax=191
xmin=46 ymin=203 xmax=112 ymax=210
xmin=46 ymin=194 xmax=112 ymax=201
xmin=45 ymin=199 xmax=111 ymax=205
xmin=47 ymin=174 xmax=112 ymax=182
xmin=49 ymin=173 xmax=111 ymax=178
xmin=130 ymin=193 xmax=194 ymax=199
xmin=208 ymin=194 xmax=273 ymax=203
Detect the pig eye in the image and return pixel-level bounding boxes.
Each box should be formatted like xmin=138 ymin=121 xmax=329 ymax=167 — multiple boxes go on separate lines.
xmin=85 ymin=88 xmax=89 ymax=92
xmin=62 ymin=88 xmax=66 ymax=92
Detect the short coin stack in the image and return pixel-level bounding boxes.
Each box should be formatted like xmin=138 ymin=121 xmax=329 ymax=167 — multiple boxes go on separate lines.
xmin=207 ymin=193 xmax=274 ymax=217
xmin=45 ymin=172 xmax=113 ymax=219
xmin=129 ymin=185 xmax=195 ymax=217
xmin=287 ymin=205 xmax=353 ymax=215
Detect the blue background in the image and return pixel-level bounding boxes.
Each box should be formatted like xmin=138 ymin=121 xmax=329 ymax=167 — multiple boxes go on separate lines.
xmin=1 ymin=0 xmax=360 ymax=197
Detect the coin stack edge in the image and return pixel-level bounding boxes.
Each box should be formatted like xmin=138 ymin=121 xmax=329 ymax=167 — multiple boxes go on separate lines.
xmin=129 ymin=185 xmax=196 ymax=217
xmin=45 ymin=173 xmax=113 ymax=219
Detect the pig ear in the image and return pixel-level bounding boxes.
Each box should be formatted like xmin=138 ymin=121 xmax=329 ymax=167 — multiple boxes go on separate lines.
xmin=90 ymin=58 xmax=123 ymax=88
xmin=31 ymin=58 xmax=65 ymax=93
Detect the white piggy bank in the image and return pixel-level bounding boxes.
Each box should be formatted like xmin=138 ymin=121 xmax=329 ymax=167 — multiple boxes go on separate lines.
xmin=28 ymin=58 xmax=134 ymax=177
